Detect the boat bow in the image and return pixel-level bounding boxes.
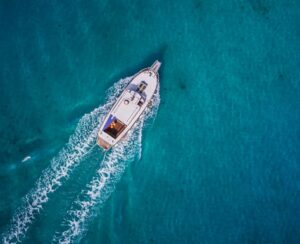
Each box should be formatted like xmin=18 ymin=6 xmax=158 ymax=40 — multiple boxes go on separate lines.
xmin=151 ymin=60 xmax=161 ymax=73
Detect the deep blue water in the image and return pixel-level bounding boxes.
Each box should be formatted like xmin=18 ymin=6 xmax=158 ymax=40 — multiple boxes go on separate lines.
xmin=1 ymin=0 xmax=300 ymax=243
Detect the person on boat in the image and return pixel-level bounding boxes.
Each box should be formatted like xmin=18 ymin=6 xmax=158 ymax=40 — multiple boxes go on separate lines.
xmin=110 ymin=121 xmax=116 ymax=129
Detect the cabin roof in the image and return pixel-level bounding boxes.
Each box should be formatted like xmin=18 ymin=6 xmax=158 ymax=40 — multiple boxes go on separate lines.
xmin=112 ymin=90 xmax=141 ymax=124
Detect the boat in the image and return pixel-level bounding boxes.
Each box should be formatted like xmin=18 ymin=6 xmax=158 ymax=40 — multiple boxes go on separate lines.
xmin=97 ymin=60 xmax=161 ymax=150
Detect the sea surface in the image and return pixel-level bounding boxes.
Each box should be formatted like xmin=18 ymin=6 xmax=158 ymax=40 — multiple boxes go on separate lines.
xmin=0 ymin=0 xmax=300 ymax=243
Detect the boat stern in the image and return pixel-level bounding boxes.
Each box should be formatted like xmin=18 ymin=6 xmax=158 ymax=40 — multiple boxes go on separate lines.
xmin=97 ymin=135 xmax=112 ymax=150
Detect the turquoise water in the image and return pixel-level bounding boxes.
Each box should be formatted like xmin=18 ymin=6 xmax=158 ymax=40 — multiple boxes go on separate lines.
xmin=1 ymin=0 xmax=300 ymax=243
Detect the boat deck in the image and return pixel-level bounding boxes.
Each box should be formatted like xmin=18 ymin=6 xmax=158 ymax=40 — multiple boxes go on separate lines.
xmin=97 ymin=61 xmax=160 ymax=150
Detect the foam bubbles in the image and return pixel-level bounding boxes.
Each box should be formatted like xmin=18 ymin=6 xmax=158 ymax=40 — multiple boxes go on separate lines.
xmin=53 ymin=122 xmax=143 ymax=244
xmin=53 ymin=88 xmax=160 ymax=244
xmin=1 ymin=77 xmax=132 ymax=244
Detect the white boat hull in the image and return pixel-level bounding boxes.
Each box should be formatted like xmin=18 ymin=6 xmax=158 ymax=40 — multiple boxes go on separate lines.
xmin=97 ymin=61 xmax=161 ymax=150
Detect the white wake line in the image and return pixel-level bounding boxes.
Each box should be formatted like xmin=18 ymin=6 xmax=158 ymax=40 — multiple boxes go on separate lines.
xmin=2 ymin=108 xmax=102 ymax=244
xmin=53 ymin=122 xmax=144 ymax=244
xmin=54 ymin=89 xmax=160 ymax=244
xmin=1 ymin=77 xmax=131 ymax=244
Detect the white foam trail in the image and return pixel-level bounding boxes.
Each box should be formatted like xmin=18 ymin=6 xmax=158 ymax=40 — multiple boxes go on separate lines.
xmin=1 ymin=77 xmax=132 ymax=244
xmin=53 ymin=123 xmax=142 ymax=244
xmin=53 ymin=89 xmax=160 ymax=244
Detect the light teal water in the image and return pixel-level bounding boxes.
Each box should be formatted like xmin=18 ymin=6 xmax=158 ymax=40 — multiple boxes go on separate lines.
xmin=1 ymin=0 xmax=300 ymax=243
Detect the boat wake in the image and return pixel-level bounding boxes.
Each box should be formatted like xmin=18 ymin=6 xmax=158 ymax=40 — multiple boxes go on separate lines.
xmin=1 ymin=77 xmax=132 ymax=244
xmin=53 ymin=122 xmax=143 ymax=244
xmin=53 ymin=88 xmax=160 ymax=244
